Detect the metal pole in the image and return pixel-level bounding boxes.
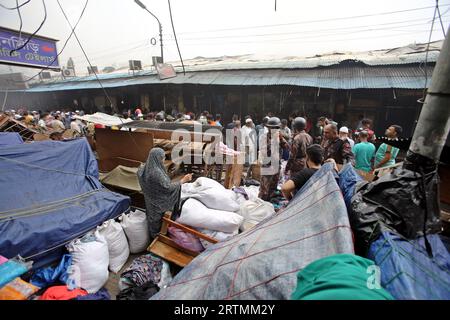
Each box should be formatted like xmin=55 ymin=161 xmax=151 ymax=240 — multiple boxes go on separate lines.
xmin=406 ymin=26 xmax=450 ymax=168
xmin=159 ymin=24 xmax=164 ymax=63
xmin=134 ymin=0 xmax=164 ymax=62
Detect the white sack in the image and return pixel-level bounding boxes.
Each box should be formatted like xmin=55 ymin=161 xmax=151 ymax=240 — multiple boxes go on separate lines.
xmin=182 ymin=178 xmax=239 ymax=212
xmin=239 ymin=199 xmax=275 ymax=231
xmin=193 ymin=177 xmax=225 ymax=190
xmin=120 ymin=209 xmax=151 ymax=254
xmin=66 ymin=231 xmax=109 ymax=293
xmin=182 ymin=188 xmax=240 ymax=212
xmin=97 ymin=219 xmax=130 ymax=273
xmin=177 ymin=198 xmax=243 ymax=233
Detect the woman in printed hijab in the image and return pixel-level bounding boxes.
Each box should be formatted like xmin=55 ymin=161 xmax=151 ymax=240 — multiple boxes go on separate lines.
xmin=138 ymin=148 xmax=193 ymax=239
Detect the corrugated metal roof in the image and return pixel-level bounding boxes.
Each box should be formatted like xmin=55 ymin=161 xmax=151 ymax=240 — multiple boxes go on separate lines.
xmin=166 ymin=40 xmax=442 ymax=71
xmin=21 ymin=64 xmax=434 ymax=92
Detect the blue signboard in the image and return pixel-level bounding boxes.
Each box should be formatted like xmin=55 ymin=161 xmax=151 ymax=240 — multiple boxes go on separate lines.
xmin=0 ymin=27 xmax=60 ymax=70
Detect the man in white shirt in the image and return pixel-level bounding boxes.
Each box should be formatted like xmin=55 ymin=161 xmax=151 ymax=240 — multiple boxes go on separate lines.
xmin=240 ymin=118 xmax=257 ymax=165
xmin=339 ymin=126 xmax=355 ymax=148
xmin=52 ymin=115 xmax=66 ymax=132
xmin=70 ymin=118 xmax=82 ymax=134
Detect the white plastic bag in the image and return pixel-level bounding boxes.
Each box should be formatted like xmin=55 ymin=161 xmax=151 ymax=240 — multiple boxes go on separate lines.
xmin=157 ymin=260 xmax=173 ymax=289
xmin=66 ymin=231 xmax=109 ymax=293
xmin=239 ymin=199 xmax=275 ymax=231
xmin=120 ymin=210 xmax=151 ymax=254
xmin=97 ymin=219 xmax=130 ymax=273
xmin=177 ymin=198 xmax=243 ymax=233
xmin=243 ymin=185 xmax=260 ymax=201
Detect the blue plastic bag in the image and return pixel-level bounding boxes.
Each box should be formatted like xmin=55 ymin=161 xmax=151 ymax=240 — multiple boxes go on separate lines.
xmin=30 ymin=254 xmax=73 ymax=288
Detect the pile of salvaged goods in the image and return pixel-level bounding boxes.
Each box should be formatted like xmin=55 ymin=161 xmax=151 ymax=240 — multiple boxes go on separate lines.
xmin=1 ymin=114 xmax=449 ymax=300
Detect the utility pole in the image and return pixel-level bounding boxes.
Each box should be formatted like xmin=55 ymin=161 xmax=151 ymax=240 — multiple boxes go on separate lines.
xmin=406 ymin=26 xmax=450 ymax=171
xmin=134 ymin=0 xmax=164 ymax=63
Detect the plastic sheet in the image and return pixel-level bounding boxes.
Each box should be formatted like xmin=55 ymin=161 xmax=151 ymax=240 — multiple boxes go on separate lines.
xmin=368 ymin=231 xmax=450 ymax=300
xmin=151 ymin=163 xmax=354 ymax=300
xmin=0 ymin=139 xmax=130 ymax=269
xmin=350 ymin=167 xmax=441 ymax=254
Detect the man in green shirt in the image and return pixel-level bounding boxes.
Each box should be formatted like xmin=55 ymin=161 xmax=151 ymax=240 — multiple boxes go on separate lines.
xmin=352 ymin=131 xmax=376 ymax=172
xmin=374 ymin=125 xmax=402 ymax=169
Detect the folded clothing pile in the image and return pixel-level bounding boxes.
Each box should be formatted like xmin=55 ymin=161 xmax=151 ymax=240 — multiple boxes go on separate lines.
xmin=0 ymin=255 xmax=39 ymax=300
xmin=117 ymin=253 xmax=172 ymax=300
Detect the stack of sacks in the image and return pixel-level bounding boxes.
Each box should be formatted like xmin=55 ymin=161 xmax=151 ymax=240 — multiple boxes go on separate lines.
xmin=171 ymin=178 xmax=243 ymax=250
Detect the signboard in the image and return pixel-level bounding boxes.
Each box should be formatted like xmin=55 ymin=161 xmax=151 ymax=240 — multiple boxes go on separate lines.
xmin=155 ymin=63 xmax=176 ymax=80
xmin=0 ymin=27 xmax=60 ymax=70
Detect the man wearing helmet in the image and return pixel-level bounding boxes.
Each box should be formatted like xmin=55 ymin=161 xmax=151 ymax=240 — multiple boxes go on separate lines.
xmin=286 ymin=117 xmax=313 ymax=178
xmin=258 ymin=116 xmax=288 ymax=201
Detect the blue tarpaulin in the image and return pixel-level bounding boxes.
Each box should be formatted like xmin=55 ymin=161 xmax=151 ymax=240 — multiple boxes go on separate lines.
xmin=368 ymin=231 xmax=450 ymax=300
xmin=338 ymin=163 xmax=363 ymax=211
xmin=0 ymin=138 xmax=130 ymax=269
xmin=0 ymin=132 xmax=23 ymax=147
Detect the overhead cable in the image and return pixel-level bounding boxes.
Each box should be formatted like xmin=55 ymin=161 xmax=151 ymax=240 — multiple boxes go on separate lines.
xmin=10 ymin=0 xmax=47 ymax=55
xmin=167 ymin=0 xmax=185 ymax=74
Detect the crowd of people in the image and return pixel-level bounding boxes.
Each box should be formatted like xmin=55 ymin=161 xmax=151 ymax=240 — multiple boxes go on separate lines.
xmin=3 ymin=106 xmax=402 ymax=203
xmin=209 ymin=112 xmax=403 ymax=203
xmin=2 ymin=108 xmax=93 ymax=140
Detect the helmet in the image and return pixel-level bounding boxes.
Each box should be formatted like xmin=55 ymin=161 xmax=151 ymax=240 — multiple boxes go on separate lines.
xmin=265 ymin=117 xmax=281 ymax=128
xmin=293 ymin=117 xmax=307 ymax=131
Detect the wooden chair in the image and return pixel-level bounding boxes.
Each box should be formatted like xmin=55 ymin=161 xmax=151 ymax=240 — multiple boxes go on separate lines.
xmin=147 ymin=212 xmax=218 ymax=267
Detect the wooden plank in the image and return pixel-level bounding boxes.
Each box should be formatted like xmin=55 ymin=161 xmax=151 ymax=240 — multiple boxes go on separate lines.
xmin=147 ymin=236 xmax=193 ymax=267
xmin=95 ymin=128 xmax=154 ymax=172
xmin=162 ymin=217 xmax=218 ymax=244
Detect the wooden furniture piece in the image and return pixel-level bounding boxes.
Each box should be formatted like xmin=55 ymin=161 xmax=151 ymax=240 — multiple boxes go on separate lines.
xmin=224 ymin=154 xmax=244 ymax=189
xmin=147 ymin=212 xmax=218 ymax=267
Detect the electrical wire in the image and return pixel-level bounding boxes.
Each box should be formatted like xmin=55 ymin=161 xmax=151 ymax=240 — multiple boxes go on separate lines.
xmin=436 ymin=0 xmax=447 ymax=36
xmin=57 ymin=0 xmax=142 ymax=153
xmin=16 ymin=0 xmax=23 ymax=44
xmin=167 ymin=0 xmax=185 ymax=75
xmin=42 ymin=15 xmax=448 ymax=66
xmin=163 ymin=27 xmax=445 ymax=46
xmin=167 ymin=4 xmax=450 ymax=34
xmin=0 ymin=0 xmax=31 ymax=10
xmin=56 ymin=0 xmax=113 ymax=107
xmin=420 ymin=4 xmax=438 ymax=104
xmin=10 ymin=0 xmax=47 ymax=55
xmin=15 ymin=0 xmax=90 ymax=83
xmin=164 ymin=19 xmax=449 ymax=42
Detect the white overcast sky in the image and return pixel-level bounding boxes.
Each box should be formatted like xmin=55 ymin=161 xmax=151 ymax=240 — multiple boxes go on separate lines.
xmin=1 ymin=0 xmax=449 ymax=76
